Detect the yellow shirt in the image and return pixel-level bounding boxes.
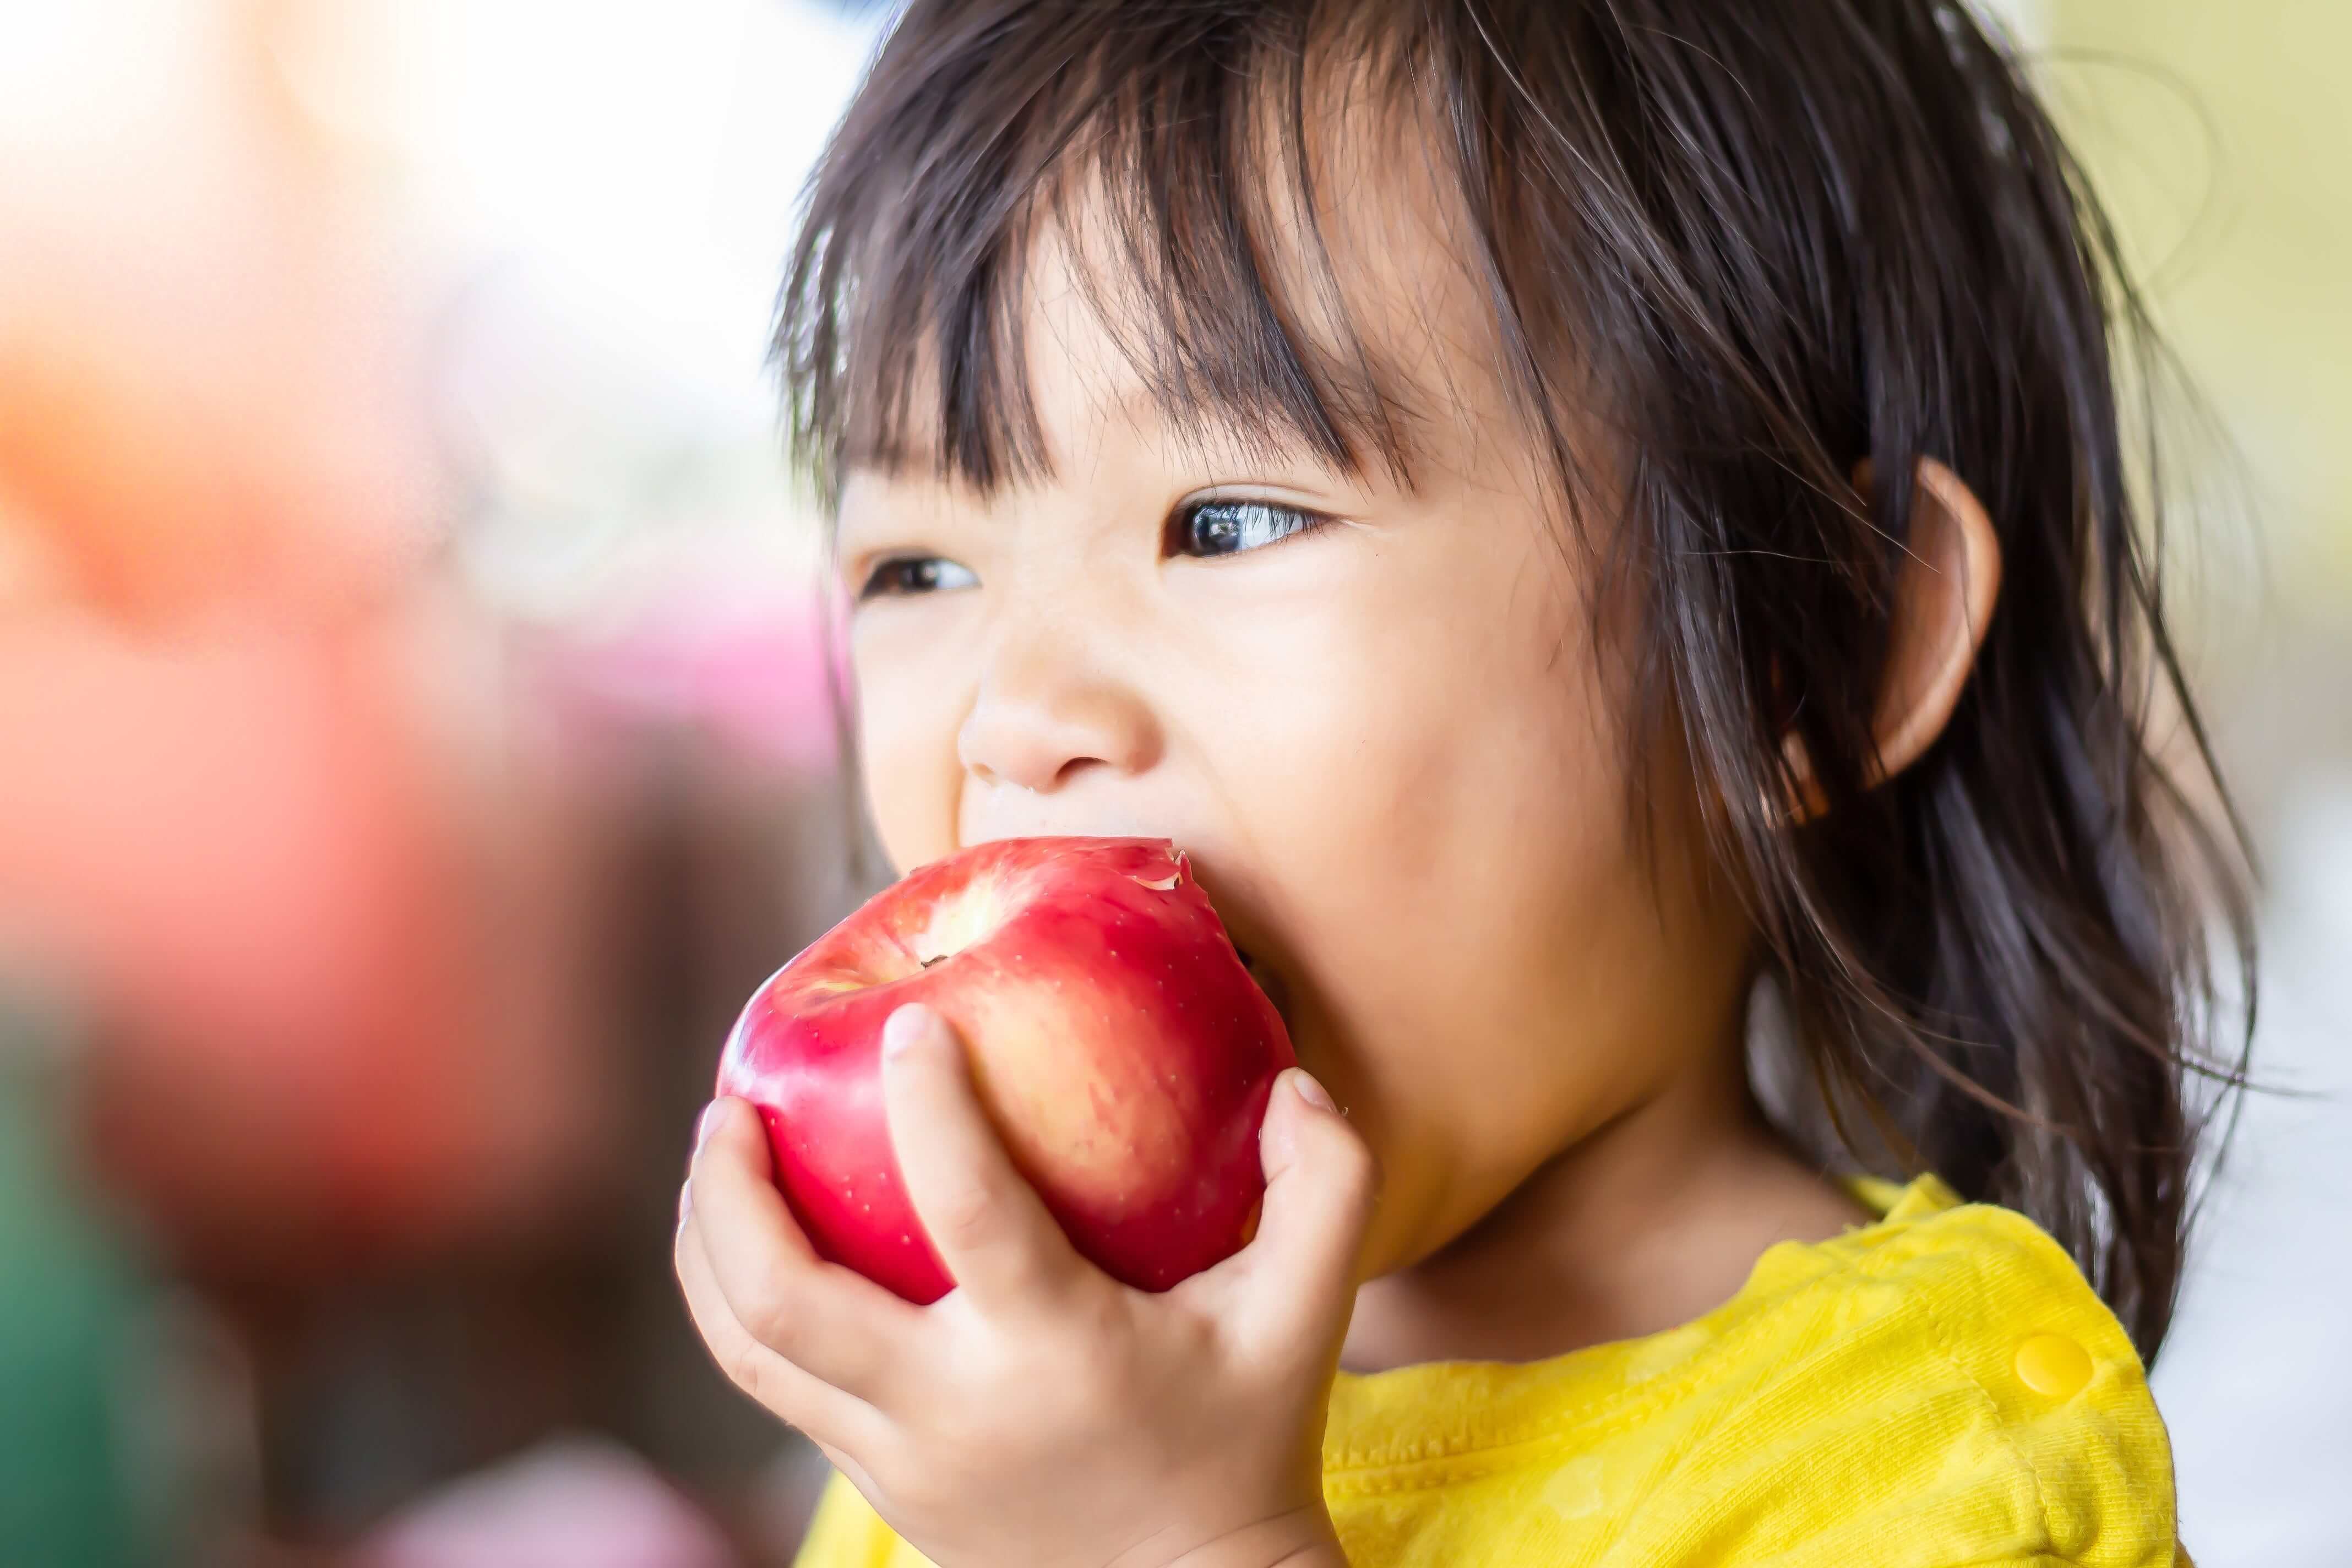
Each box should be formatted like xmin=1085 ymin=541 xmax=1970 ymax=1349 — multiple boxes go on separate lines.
xmin=793 ymin=1175 xmax=2180 ymax=1567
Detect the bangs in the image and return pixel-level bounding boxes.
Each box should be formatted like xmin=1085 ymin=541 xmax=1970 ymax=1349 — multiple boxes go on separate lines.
xmin=775 ymin=2 xmax=1446 ymax=496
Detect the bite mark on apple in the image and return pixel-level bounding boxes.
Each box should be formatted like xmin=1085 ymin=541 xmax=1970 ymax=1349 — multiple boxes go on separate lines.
xmin=1129 ymin=847 xmax=1189 ymax=892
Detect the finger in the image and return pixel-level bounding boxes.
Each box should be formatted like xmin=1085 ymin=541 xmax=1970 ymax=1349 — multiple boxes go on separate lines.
xmin=675 ymin=1212 xmax=888 ymax=1452
xmin=879 ymin=1003 xmax=1083 ymax=1310
xmin=1197 ymin=1069 xmax=1378 ymax=1356
xmin=688 ymin=1096 xmax=923 ymax=1400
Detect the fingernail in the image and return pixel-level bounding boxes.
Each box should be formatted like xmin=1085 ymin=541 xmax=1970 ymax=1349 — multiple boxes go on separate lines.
xmin=694 ymin=1100 xmax=725 ymax=1152
xmin=676 ymin=1181 xmax=693 ymax=1233
xmin=882 ymin=1004 xmax=935 ymax=1058
xmin=1288 ymin=1069 xmax=1337 ymax=1113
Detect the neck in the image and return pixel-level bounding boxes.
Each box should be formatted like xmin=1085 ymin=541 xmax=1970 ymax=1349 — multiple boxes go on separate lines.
xmin=1339 ymin=1053 xmax=1868 ymax=1373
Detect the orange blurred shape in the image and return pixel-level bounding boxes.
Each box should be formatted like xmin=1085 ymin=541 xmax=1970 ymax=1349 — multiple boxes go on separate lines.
xmin=0 ymin=2 xmax=538 ymax=1270
xmin=0 ymin=0 xmax=439 ymax=624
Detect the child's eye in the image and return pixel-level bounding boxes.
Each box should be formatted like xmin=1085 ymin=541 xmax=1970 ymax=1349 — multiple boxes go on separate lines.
xmin=857 ymin=555 xmax=978 ymax=601
xmin=1173 ymin=498 xmax=1329 ymax=558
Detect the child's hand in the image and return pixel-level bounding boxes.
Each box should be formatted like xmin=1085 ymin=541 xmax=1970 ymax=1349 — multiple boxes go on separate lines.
xmin=676 ymin=1002 xmax=1376 ymax=1568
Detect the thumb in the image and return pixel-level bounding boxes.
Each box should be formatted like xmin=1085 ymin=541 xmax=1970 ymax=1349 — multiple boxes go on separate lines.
xmin=1228 ymin=1068 xmax=1378 ymax=1355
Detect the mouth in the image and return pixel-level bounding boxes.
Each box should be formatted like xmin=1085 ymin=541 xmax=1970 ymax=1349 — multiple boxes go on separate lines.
xmin=1140 ymin=845 xmax=1300 ymax=1042
xmin=1232 ymin=944 xmax=1298 ymax=1036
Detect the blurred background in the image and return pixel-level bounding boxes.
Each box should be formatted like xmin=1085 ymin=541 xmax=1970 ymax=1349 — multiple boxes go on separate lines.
xmin=0 ymin=2 xmax=2341 ymax=1565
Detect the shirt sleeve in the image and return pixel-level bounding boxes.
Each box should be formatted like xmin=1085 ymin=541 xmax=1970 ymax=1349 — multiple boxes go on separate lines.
xmin=1615 ymin=1202 xmax=2180 ymax=1568
xmin=792 ymin=1469 xmax=927 ymax=1568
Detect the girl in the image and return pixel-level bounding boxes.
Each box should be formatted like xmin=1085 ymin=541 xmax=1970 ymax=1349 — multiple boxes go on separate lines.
xmin=676 ymin=3 xmax=2250 ymax=1564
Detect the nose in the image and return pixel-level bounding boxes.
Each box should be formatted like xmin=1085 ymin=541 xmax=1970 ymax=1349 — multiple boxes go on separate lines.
xmin=956 ymin=613 xmax=1160 ymax=794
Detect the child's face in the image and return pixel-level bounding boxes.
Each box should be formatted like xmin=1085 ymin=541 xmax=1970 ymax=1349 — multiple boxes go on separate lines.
xmin=835 ymin=170 xmax=1755 ymax=1281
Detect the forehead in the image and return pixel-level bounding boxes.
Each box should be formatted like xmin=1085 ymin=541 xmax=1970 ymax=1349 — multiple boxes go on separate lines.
xmin=834 ymin=51 xmax=1532 ymax=498
xmin=1053 ymin=182 xmax=1505 ymax=480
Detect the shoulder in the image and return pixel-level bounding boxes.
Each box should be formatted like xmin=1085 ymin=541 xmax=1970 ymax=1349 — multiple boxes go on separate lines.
xmin=1325 ymin=1178 xmax=2178 ymax=1567
xmin=1663 ymin=1175 xmax=2180 ymax=1568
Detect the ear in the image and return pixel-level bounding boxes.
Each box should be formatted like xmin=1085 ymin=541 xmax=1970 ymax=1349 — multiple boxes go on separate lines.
xmin=1784 ymin=458 xmax=2002 ymax=815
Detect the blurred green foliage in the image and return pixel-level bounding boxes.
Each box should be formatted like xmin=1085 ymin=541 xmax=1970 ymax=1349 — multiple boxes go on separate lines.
xmin=0 ymin=1006 xmax=159 ymax=1568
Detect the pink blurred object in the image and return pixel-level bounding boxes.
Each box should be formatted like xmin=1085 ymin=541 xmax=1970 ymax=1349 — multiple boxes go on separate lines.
xmin=542 ymin=569 xmax=847 ymax=777
xmin=359 ymin=1436 xmax=739 ymax=1568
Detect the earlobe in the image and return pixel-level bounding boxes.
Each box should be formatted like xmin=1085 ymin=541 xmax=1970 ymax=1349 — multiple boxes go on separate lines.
xmin=1782 ymin=458 xmax=2002 ymax=819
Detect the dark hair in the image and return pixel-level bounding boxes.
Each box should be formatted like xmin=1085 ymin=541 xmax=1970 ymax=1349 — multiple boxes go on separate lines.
xmin=775 ymin=0 xmax=2255 ymax=1360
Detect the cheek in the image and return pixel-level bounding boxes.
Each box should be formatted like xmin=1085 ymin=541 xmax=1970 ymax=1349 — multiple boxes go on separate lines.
xmin=1197 ymin=541 xmax=1692 ymax=1261
xmin=1224 ymin=538 xmax=1623 ymax=995
xmin=1272 ymin=623 xmax=1630 ymax=1078
xmin=851 ymin=623 xmax=968 ymax=872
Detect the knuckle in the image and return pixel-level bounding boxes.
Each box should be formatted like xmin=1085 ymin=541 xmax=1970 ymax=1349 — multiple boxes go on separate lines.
xmin=1072 ymin=1284 xmax=1138 ymax=1352
xmin=931 ymin=1182 xmax=1000 ymax=1253
xmin=723 ymin=1342 xmax=776 ymax=1403
xmin=1052 ymin=1296 xmax=1144 ymax=1402
xmin=738 ymin=1265 xmax=808 ymax=1355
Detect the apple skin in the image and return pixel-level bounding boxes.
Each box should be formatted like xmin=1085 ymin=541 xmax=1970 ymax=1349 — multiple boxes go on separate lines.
xmin=716 ymin=837 xmax=1295 ymax=1304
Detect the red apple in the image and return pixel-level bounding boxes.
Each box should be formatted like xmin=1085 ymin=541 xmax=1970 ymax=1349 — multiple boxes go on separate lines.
xmin=716 ymin=837 xmax=1294 ymax=1303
